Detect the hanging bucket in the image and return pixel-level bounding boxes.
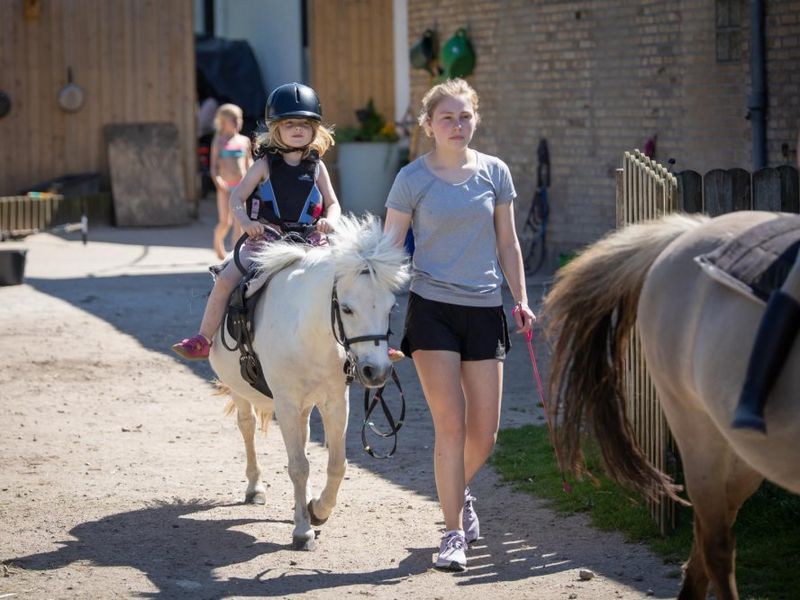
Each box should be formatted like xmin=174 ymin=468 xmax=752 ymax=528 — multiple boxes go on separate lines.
xmin=441 ymin=28 xmax=475 ymax=79
xmin=409 ymin=29 xmax=438 ymax=76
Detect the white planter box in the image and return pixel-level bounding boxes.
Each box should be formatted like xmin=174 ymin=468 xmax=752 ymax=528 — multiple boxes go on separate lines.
xmin=337 ymin=142 xmax=400 ymax=220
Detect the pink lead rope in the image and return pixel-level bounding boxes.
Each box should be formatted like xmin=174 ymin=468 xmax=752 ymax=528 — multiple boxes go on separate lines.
xmin=514 ymin=306 xmax=572 ymax=494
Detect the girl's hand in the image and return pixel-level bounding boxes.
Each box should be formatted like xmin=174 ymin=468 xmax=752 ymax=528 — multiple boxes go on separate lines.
xmin=214 ymin=176 xmax=229 ymax=191
xmin=239 ymin=217 xmax=265 ymax=239
xmin=315 ymin=217 xmax=335 ymax=234
xmin=512 ymin=301 xmax=536 ymax=334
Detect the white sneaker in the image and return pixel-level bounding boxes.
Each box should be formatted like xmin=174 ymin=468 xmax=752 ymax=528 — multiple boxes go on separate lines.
xmin=434 ymin=530 xmax=467 ymax=572
xmin=463 ymin=487 xmax=480 ymax=544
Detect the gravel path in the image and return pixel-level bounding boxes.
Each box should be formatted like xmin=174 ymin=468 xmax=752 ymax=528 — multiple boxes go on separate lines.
xmin=0 ymin=201 xmax=682 ymax=599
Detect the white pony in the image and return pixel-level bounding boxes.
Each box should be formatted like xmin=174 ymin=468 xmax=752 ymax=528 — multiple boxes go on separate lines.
xmin=209 ymin=214 xmax=409 ymax=550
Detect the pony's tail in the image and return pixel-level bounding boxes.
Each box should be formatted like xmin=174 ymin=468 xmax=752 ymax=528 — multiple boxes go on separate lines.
xmin=544 ymin=213 xmax=707 ymax=503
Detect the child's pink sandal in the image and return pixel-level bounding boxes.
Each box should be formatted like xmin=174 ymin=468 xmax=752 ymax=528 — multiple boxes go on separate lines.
xmin=171 ymin=334 xmax=212 ymax=360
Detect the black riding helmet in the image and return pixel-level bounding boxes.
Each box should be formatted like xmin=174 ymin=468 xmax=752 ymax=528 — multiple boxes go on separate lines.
xmin=266 ymin=83 xmax=322 ymax=122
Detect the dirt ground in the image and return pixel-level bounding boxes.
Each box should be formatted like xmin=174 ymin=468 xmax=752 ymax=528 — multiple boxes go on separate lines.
xmin=0 ymin=200 xmax=684 ymax=599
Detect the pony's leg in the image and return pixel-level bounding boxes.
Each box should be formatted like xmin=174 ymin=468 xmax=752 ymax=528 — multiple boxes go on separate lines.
xmin=308 ymin=392 xmax=349 ymax=526
xmin=677 ymin=428 xmax=763 ymax=600
xmin=234 ymin=398 xmax=270 ymax=505
xmin=275 ymin=401 xmax=316 ymax=550
xmin=679 ymin=517 xmax=710 ymax=600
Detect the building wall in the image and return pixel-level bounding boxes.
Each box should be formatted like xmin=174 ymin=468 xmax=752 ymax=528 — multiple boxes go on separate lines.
xmin=308 ymin=0 xmax=396 ymax=193
xmin=407 ymin=0 xmax=800 ymax=254
xmin=309 ymin=0 xmax=395 ymax=132
xmin=213 ymin=0 xmax=304 ymax=93
xmin=0 ymin=0 xmax=196 ymax=200
xmin=765 ymin=1 xmax=800 ymax=164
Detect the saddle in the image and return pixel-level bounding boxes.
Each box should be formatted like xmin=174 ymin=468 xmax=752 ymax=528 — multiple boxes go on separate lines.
xmin=695 ymin=215 xmax=800 ymax=304
xmin=222 ymin=268 xmax=274 ymax=398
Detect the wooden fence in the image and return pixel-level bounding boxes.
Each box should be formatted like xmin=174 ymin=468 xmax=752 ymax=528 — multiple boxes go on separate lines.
xmin=0 ymin=0 xmax=196 ymax=200
xmin=615 ymin=150 xmax=679 ymax=534
xmin=615 ymin=150 xmax=800 ymax=534
xmin=0 ymin=194 xmax=112 ymax=237
xmin=677 ymin=165 xmax=799 ymax=215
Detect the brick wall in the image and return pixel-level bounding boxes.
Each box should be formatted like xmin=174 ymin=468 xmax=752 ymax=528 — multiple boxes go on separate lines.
xmin=765 ymin=1 xmax=800 ymax=166
xmin=407 ymin=0 xmax=800 ymax=256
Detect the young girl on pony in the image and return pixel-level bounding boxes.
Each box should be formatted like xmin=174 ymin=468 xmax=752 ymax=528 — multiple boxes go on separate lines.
xmin=210 ymin=103 xmax=251 ymax=259
xmin=172 ymin=83 xmax=340 ymax=360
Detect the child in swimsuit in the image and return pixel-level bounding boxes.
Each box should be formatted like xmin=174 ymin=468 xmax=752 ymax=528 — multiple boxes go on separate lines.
xmin=211 ymin=103 xmax=251 ymax=259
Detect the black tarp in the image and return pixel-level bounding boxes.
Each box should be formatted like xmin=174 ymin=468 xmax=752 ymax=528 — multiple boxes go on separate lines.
xmin=195 ymin=35 xmax=268 ymax=123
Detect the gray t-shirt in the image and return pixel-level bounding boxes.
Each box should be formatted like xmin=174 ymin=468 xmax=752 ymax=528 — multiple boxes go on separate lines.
xmin=385 ymin=151 xmax=517 ymax=306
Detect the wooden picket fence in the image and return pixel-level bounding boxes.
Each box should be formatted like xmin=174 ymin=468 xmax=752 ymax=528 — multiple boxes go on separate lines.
xmin=615 ymin=150 xmax=800 ymax=534
xmin=0 ymin=194 xmax=112 ymax=237
xmin=615 ymin=150 xmax=679 ymax=534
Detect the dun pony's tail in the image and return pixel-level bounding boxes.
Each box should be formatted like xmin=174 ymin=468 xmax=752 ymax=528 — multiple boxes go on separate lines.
xmin=544 ymin=213 xmax=708 ymax=503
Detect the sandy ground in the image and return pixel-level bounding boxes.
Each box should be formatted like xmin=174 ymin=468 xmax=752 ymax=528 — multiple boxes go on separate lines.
xmin=0 ymin=200 xmax=683 ymax=599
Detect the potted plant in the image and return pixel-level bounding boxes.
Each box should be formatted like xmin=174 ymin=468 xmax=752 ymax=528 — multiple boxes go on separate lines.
xmin=335 ymin=99 xmax=400 ymax=219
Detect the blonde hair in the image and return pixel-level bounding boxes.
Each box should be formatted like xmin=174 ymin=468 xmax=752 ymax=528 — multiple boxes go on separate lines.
xmin=417 ymin=78 xmax=481 ymax=128
xmin=214 ymin=103 xmax=244 ymax=132
xmin=253 ymin=119 xmax=335 ymax=159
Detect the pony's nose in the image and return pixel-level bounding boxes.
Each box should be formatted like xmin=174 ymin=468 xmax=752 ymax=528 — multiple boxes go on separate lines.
xmin=357 ymin=361 xmax=391 ymax=388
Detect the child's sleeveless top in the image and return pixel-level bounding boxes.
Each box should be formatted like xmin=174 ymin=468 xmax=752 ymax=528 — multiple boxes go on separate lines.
xmin=247 ymin=150 xmax=323 ymax=226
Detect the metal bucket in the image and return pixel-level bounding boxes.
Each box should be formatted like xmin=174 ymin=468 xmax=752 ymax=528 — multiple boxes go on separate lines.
xmin=0 ymin=248 xmax=27 ymax=286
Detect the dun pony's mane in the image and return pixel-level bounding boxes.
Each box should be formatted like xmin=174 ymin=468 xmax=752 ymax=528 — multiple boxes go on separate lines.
xmin=251 ymin=214 xmax=409 ymax=291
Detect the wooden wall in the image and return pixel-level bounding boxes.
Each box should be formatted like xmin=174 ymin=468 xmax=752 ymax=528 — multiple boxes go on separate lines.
xmin=0 ymin=0 xmax=196 ymax=201
xmin=307 ymin=0 xmax=395 ymax=161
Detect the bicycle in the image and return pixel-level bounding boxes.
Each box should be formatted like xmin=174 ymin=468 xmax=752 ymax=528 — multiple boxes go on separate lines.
xmin=519 ymin=139 xmax=550 ymax=275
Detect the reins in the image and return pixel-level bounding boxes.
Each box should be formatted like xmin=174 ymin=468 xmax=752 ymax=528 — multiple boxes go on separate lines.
xmin=515 ymin=307 xmax=572 ymax=493
xmin=330 ymin=277 xmax=406 ymax=459
xmin=229 ymin=234 xmax=406 ymax=459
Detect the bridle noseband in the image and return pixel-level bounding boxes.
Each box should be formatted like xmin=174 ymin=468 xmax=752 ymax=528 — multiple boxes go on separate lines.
xmin=330 ymin=275 xmax=390 ymax=384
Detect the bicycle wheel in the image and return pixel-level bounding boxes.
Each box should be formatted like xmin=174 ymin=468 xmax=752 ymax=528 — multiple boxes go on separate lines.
xmin=524 ymin=231 xmax=547 ymax=274
xmin=518 ymin=218 xmax=538 ymax=273
xmin=521 ymin=191 xmax=547 ymax=274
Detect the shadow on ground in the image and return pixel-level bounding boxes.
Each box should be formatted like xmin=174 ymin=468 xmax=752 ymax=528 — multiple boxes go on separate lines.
xmin=20 ymin=243 xmax=675 ymax=598
xmin=7 ymin=499 xmax=432 ymax=598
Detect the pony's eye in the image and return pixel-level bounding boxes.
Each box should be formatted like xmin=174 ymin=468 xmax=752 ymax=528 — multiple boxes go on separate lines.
xmin=341 ymin=306 xmax=353 ymax=315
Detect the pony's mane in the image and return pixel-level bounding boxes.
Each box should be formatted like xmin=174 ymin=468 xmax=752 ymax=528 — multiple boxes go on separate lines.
xmin=251 ymin=214 xmax=410 ymax=291
xmin=328 ymin=214 xmax=410 ymax=291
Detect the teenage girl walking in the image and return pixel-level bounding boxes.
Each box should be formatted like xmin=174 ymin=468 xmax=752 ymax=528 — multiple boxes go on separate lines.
xmin=384 ymin=78 xmax=536 ymax=571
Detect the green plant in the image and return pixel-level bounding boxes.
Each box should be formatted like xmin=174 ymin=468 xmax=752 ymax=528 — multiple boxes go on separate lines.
xmin=336 ymin=98 xmax=399 ymax=142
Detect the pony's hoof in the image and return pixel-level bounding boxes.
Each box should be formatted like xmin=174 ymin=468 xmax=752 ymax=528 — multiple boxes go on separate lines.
xmin=292 ymin=535 xmax=317 ymax=551
xmin=245 ymin=490 xmax=267 ymax=505
xmin=308 ymin=500 xmax=328 ymax=526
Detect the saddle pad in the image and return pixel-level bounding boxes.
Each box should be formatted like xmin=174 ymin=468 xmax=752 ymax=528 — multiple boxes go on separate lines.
xmin=208 ymin=259 xmax=271 ymax=300
xmin=695 ymin=215 xmax=800 ymax=304
xmin=244 ymin=269 xmax=272 ymax=299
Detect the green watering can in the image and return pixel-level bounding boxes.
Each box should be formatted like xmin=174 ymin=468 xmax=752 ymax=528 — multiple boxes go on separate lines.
xmin=441 ymin=28 xmax=475 ymax=79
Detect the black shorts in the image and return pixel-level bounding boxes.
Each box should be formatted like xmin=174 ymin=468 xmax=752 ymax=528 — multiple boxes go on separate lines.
xmin=401 ymin=292 xmax=511 ymax=361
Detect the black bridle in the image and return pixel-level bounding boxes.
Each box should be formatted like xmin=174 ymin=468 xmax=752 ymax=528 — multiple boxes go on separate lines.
xmin=330 ymin=276 xmax=406 ymax=459
xmin=230 ymin=233 xmax=405 ymax=459
xmin=330 ymin=281 xmax=390 ymax=379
